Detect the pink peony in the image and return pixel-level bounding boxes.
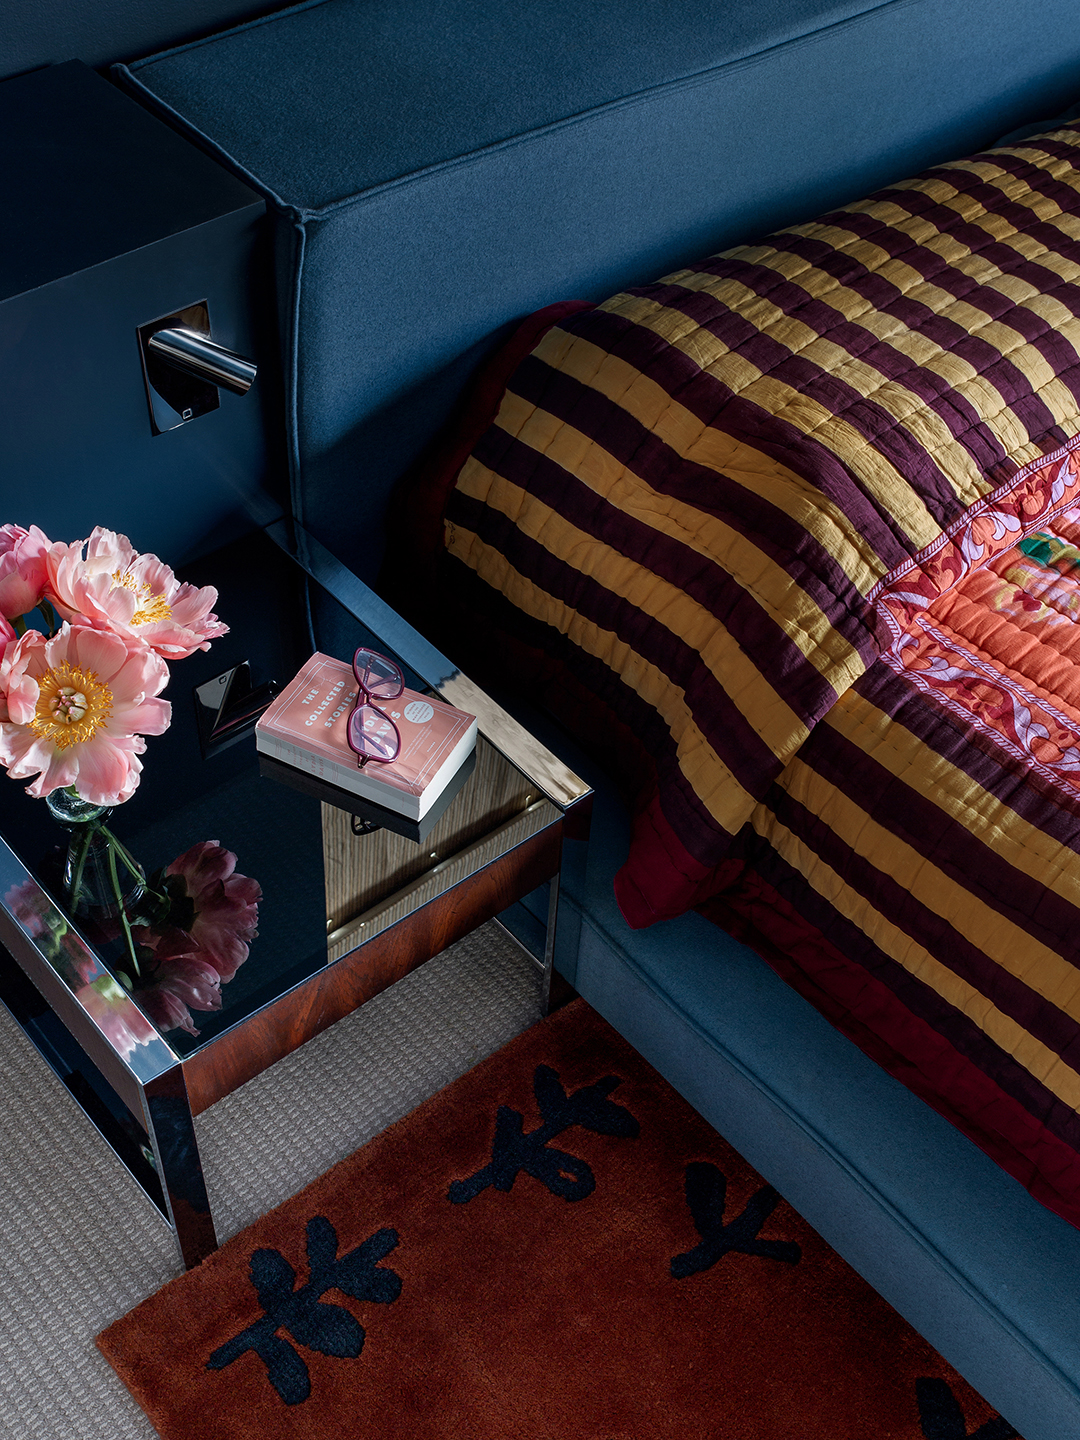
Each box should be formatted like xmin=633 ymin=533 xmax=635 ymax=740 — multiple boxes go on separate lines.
xmin=0 ymin=623 xmax=170 ymax=804
xmin=136 ymin=955 xmax=223 ymax=1037
xmin=0 ymin=524 xmax=51 ymax=620
xmin=47 ymin=527 xmax=228 ymax=660
xmin=162 ymin=840 xmax=261 ymax=983
xmin=76 ymin=975 xmax=159 ymax=1060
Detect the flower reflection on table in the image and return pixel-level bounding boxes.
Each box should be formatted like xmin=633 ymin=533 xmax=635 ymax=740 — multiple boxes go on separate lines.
xmin=76 ymin=974 xmax=160 ymax=1061
xmin=6 ymin=837 xmax=262 ymax=1042
xmin=0 ymin=522 xmax=261 ymax=1040
xmin=5 ymin=874 xmax=97 ymax=986
xmin=131 ymin=841 xmax=262 ymax=1036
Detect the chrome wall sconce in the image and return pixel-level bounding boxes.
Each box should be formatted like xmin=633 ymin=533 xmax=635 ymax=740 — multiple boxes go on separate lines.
xmin=137 ymin=301 xmax=257 ymax=434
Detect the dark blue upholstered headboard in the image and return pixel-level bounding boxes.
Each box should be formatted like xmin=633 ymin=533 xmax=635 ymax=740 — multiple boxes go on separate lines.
xmin=117 ymin=0 xmax=1080 ymax=581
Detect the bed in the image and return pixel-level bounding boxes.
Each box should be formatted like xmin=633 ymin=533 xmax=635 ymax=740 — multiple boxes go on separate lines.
xmin=112 ymin=3 xmax=1080 ymax=1435
xmin=402 ymin=128 xmax=1080 ymax=1231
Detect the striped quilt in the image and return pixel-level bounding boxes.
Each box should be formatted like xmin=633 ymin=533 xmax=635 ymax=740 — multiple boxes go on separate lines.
xmin=428 ymin=122 xmax=1080 ymax=1222
xmin=710 ymin=511 xmax=1080 ymax=1225
xmin=444 ymin=122 xmax=1080 ymax=921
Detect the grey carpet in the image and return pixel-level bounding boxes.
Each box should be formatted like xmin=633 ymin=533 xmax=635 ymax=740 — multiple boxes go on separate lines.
xmin=0 ymin=923 xmax=543 ymax=1440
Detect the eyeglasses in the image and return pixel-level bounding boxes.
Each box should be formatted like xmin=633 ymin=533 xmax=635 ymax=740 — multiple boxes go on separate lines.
xmin=346 ymin=647 xmax=405 ymax=767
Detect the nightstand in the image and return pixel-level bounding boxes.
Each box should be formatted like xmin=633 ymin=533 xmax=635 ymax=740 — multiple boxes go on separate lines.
xmin=0 ymin=521 xmax=591 ymax=1268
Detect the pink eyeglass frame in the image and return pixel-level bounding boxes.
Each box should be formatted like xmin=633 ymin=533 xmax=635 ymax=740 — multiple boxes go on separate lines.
xmin=345 ymin=646 xmax=405 ymax=768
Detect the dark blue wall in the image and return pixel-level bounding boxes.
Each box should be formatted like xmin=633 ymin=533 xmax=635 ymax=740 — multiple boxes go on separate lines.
xmin=2 ymin=0 xmax=286 ymax=81
xmin=1 ymin=62 xmax=286 ymax=564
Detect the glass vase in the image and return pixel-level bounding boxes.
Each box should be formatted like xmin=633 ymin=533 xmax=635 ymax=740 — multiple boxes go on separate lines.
xmin=45 ymin=789 xmax=146 ymax=921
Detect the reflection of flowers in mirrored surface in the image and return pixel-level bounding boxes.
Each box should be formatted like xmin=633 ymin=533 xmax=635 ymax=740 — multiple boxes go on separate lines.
xmin=4 ymin=838 xmax=261 ymax=1043
xmin=131 ymin=842 xmax=262 ymax=1036
xmin=135 ymin=956 xmax=223 ymax=1037
xmin=77 ymin=842 xmax=261 ymax=1039
xmin=161 ymin=841 xmax=261 ymax=982
xmin=4 ymin=876 xmax=97 ymax=987
xmin=134 ymin=840 xmax=263 ymax=1036
xmin=75 ymin=974 xmax=159 ymax=1061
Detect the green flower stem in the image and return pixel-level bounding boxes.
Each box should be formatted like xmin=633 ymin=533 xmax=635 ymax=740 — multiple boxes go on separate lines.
xmin=12 ymin=614 xmax=27 ymax=637
xmin=66 ymin=825 xmax=95 ymax=912
xmin=101 ymin=826 xmax=169 ymax=927
xmin=106 ymin=841 xmax=142 ymax=983
xmin=38 ymin=599 xmax=58 ymax=636
xmin=101 ymin=826 xmax=144 ymax=884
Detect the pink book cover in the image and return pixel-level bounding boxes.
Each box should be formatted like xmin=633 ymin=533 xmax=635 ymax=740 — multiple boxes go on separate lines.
xmin=255 ymin=653 xmax=475 ymax=803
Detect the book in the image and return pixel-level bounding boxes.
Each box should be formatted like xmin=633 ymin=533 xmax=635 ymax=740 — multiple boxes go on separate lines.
xmin=255 ymin=652 xmax=477 ymax=820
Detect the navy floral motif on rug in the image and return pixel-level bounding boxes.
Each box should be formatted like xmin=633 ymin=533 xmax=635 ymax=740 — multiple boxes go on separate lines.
xmin=448 ymin=1063 xmax=639 ymax=1203
xmin=207 ymin=1217 xmax=401 ymax=1404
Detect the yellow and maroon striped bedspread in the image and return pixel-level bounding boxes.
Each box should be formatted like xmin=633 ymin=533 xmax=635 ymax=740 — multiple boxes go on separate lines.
xmin=446 ymin=122 xmax=1080 ymax=914
xmin=437 ymin=121 xmax=1080 ymax=1223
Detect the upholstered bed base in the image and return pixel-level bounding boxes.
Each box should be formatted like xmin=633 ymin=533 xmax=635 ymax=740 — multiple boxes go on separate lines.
xmin=542 ymin=732 xmax=1080 ymax=1440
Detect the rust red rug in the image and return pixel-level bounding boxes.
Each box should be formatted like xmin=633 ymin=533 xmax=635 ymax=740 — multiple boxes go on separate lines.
xmin=98 ymin=1000 xmax=1019 ymax=1439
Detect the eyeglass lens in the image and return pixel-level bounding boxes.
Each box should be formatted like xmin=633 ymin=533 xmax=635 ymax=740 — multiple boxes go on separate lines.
xmin=348 ymin=703 xmax=400 ymax=760
xmin=355 ymin=648 xmax=404 ymax=699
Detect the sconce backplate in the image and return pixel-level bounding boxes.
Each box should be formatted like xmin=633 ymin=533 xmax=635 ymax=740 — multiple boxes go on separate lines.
xmin=137 ymin=301 xmax=220 ymax=434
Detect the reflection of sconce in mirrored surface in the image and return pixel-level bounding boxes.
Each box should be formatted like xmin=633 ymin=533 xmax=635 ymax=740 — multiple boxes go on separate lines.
xmin=137 ymin=301 xmax=257 ymax=434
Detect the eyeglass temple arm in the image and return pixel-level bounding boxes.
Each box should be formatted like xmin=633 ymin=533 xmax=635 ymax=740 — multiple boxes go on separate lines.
xmin=265 ymin=519 xmax=591 ymax=815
